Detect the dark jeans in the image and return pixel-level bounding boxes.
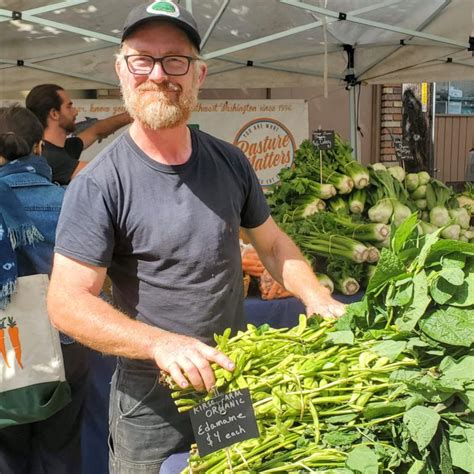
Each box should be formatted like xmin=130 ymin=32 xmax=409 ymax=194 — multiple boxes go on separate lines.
xmin=0 ymin=343 xmax=89 ymax=474
xmin=108 ymin=360 xmax=194 ymax=474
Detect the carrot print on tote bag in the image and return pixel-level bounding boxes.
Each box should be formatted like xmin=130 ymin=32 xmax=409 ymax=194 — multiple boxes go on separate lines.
xmin=0 ymin=274 xmax=71 ymax=428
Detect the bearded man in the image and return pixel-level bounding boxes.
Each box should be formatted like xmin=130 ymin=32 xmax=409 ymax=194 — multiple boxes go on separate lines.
xmin=47 ymin=2 xmax=345 ymax=472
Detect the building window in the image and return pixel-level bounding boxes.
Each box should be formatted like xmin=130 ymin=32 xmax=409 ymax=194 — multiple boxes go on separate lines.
xmin=435 ymin=81 xmax=474 ymax=115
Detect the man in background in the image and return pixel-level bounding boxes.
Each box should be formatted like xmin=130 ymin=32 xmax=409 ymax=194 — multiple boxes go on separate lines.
xmin=26 ymin=84 xmax=131 ymax=185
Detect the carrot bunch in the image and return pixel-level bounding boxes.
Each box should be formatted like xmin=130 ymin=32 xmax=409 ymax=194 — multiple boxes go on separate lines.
xmin=241 ymin=246 xmax=265 ymax=278
xmin=259 ymin=269 xmax=293 ymax=300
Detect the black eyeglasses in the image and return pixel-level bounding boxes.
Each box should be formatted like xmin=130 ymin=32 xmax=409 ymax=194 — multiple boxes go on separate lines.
xmin=123 ymin=54 xmax=196 ymax=76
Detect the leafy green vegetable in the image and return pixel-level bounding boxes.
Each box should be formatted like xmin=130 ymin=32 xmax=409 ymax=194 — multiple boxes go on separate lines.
xmin=396 ymin=271 xmax=431 ymax=333
xmin=429 ymin=277 xmax=456 ymax=305
xmin=438 ymin=267 xmax=465 ymax=286
xmin=324 ymin=430 xmax=361 ymax=447
xmin=345 ymin=445 xmax=379 ymax=474
xmin=404 ymin=406 xmax=440 ymax=451
xmin=448 ymin=422 xmax=474 ymax=472
xmin=420 ymin=307 xmax=474 ymax=347
xmin=372 ymin=340 xmax=407 ymax=362
xmin=366 ymin=249 xmax=406 ymax=295
xmin=449 ymin=268 xmax=474 ymax=307
xmin=391 ymin=212 xmax=418 ymax=255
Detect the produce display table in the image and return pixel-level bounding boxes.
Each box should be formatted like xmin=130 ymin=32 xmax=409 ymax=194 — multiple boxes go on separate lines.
xmin=81 ymin=293 xmax=363 ymax=474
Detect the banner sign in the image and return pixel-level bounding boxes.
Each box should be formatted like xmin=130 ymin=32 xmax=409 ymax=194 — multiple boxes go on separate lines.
xmin=73 ymin=99 xmax=308 ymax=187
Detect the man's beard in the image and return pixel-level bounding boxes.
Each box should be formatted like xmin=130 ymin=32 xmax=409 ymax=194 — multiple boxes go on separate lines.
xmin=121 ymin=76 xmax=198 ymax=130
xmin=61 ymin=118 xmax=76 ymax=134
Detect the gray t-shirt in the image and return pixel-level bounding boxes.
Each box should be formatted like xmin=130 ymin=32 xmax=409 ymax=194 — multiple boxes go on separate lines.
xmin=55 ymin=128 xmax=269 ymax=345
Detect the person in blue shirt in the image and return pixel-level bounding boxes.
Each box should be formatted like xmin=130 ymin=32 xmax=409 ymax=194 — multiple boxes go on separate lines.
xmin=0 ymin=105 xmax=88 ymax=474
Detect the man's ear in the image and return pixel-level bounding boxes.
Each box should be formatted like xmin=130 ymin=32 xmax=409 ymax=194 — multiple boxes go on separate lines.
xmin=48 ymin=107 xmax=60 ymax=122
xmin=115 ymin=54 xmax=125 ymax=79
xmin=196 ymin=61 xmax=208 ymax=88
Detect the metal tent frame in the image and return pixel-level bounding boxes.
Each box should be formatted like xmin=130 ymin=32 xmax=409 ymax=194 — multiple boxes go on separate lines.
xmin=1 ymin=0 xmax=472 ymax=157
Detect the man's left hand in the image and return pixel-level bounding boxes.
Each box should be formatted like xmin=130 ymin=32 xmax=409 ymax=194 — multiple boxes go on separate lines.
xmin=305 ymin=288 xmax=346 ymax=318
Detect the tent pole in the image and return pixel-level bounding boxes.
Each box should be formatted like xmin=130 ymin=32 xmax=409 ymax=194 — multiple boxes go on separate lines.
xmin=430 ymin=83 xmax=437 ymax=176
xmin=344 ymin=45 xmax=359 ymax=161
xmin=349 ymin=86 xmax=358 ymax=161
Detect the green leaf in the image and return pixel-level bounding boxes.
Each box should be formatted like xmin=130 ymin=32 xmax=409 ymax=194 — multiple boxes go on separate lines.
xmin=388 ymin=281 xmax=413 ymax=307
xmin=391 ymin=212 xmax=418 ymax=255
xmin=334 ymin=312 xmax=355 ymax=331
xmin=441 ymin=253 xmax=466 ymax=269
xmin=429 ymin=276 xmax=456 ymax=305
xmin=392 ymin=372 xmax=457 ymax=403
xmin=396 ymin=271 xmax=431 ymax=332
xmin=439 ymin=354 xmax=474 ymax=409
xmin=439 ymin=353 xmax=474 ymax=383
xmin=367 ymin=249 xmax=406 ymax=295
xmin=403 ymin=406 xmax=440 ymax=451
xmin=413 ymin=230 xmax=443 ymax=271
xmin=420 ymin=307 xmax=474 ymax=347
xmin=438 ymin=425 xmax=454 ymax=474
xmin=449 ymin=423 xmax=474 ymax=472
xmin=449 ymin=270 xmax=474 ymax=307
xmin=324 ymin=430 xmax=361 ymax=447
xmin=326 ymin=330 xmax=354 ymax=346
xmin=372 ymin=340 xmax=407 ymax=362
xmin=426 ymin=240 xmax=474 ymax=266
xmin=407 ymin=459 xmax=426 ymax=474
xmin=345 ymin=445 xmax=379 ymax=474
xmin=460 ymin=384 xmax=474 ymax=411
xmin=438 ymin=267 xmax=465 ymax=286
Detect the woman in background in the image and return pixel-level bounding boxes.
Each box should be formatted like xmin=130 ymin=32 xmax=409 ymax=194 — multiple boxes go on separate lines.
xmin=0 ymin=105 xmax=88 ymax=474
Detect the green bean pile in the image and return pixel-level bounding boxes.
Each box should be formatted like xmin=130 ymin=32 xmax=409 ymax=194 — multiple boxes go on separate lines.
xmin=164 ymin=316 xmax=418 ymax=473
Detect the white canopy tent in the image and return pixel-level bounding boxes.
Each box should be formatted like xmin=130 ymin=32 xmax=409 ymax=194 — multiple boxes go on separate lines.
xmin=1 ymin=0 xmax=473 ymax=156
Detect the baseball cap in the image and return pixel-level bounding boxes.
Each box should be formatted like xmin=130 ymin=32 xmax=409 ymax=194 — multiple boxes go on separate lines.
xmin=121 ymin=1 xmax=201 ymax=52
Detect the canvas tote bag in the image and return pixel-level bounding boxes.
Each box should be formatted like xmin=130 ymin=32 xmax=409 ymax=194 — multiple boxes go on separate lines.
xmin=0 ymin=274 xmax=71 ymax=428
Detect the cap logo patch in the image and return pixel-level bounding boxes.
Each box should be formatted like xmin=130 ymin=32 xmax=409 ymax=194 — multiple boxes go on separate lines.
xmin=146 ymin=1 xmax=180 ymax=17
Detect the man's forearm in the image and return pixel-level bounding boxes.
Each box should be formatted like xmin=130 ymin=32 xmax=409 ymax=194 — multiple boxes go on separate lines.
xmin=257 ymin=232 xmax=327 ymax=305
xmin=244 ymin=218 xmax=346 ymax=318
xmin=78 ymin=112 xmax=131 ymax=148
xmin=95 ymin=112 xmax=131 ymax=138
xmin=48 ymin=289 xmax=160 ymax=360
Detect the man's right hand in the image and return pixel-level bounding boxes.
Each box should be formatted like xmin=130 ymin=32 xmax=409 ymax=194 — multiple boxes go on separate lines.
xmin=152 ymin=332 xmax=235 ymax=392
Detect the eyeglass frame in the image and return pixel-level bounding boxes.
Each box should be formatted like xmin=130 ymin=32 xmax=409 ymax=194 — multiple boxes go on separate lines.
xmin=122 ymin=54 xmax=197 ymax=76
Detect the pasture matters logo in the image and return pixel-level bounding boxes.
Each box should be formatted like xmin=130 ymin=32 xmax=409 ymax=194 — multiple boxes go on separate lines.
xmin=233 ymin=118 xmax=296 ymax=186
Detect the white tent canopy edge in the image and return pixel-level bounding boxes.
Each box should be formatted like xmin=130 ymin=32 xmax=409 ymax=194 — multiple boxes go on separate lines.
xmin=0 ymin=0 xmax=472 ymax=158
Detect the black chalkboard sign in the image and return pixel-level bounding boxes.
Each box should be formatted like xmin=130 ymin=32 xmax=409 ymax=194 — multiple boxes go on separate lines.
xmin=189 ymin=388 xmax=260 ymax=457
xmin=312 ymin=130 xmax=335 ymax=150
xmin=393 ymin=137 xmax=415 ymax=162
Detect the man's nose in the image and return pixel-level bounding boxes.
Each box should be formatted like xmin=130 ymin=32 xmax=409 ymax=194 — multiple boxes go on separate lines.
xmin=148 ymin=60 xmax=168 ymax=81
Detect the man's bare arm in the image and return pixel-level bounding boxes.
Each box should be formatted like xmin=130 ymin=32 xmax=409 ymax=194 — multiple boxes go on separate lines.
xmin=47 ymin=254 xmax=234 ymax=391
xmin=241 ymin=216 xmax=345 ymax=318
xmin=77 ymin=112 xmax=132 ymax=149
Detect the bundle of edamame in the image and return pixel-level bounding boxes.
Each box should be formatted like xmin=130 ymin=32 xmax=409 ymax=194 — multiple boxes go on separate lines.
xmin=164 ymin=316 xmax=419 ymax=473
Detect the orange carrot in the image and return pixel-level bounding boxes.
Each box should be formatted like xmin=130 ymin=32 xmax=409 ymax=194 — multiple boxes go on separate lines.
xmin=0 ymin=318 xmax=10 ymax=368
xmin=7 ymin=317 xmax=23 ymax=369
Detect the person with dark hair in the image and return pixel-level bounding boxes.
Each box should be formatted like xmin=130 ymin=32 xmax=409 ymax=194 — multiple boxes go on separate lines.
xmin=26 ymin=84 xmax=131 ymax=185
xmin=0 ymin=105 xmax=88 ymax=474
xmin=47 ymin=2 xmax=345 ymax=471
